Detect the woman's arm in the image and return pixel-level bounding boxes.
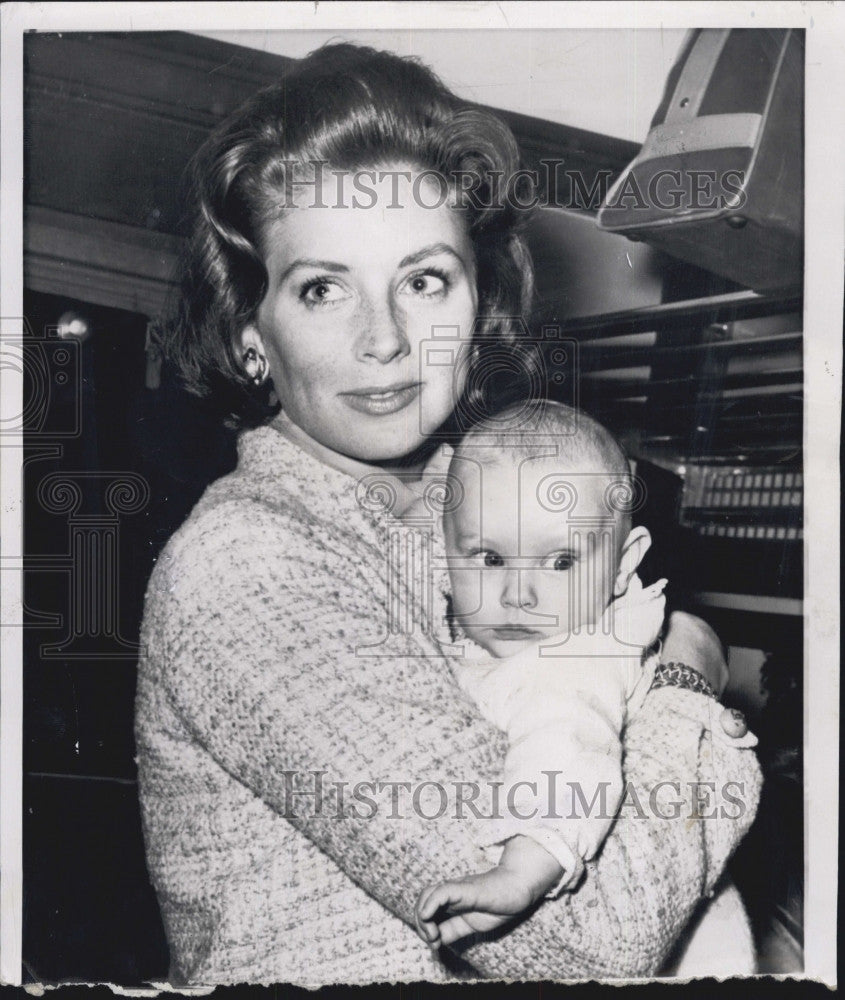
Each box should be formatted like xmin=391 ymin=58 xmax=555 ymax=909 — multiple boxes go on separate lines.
xmin=662 ymin=611 xmax=730 ymax=695
xmin=462 ymin=685 xmax=761 ymax=977
xmin=148 ymin=508 xmax=761 ymax=979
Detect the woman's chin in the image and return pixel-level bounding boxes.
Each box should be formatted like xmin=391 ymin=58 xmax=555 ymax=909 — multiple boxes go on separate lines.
xmin=338 ymin=417 xmax=451 ymax=466
xmin=341 ymin=434 xmax=431 ymax=467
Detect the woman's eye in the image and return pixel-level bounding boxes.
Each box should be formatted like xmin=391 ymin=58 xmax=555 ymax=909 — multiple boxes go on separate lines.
xmin=481 ymin=551 xmax=504 ymax=568
xmin=400 ymin=271 xmax=449 ymax=299
xmin=550 ymin=553 xmax=575 ymax=572
xmin=300 ymin=279 xmax=349 ymax=307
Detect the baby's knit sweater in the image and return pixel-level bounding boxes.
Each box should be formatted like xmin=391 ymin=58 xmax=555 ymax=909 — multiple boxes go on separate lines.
xmin=135 ymin=425 xmax=763 ymax=987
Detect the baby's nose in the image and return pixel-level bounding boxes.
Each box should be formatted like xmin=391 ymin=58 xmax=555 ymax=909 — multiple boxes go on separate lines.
xmin=500 ymin=567 xmax=538 ymax=609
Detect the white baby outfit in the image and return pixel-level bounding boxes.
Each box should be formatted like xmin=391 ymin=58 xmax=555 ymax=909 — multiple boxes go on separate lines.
xmin=446 ymin=575 xmax=756 ymax=976
xmin=449 ymin=574 xmax=666 ymax=889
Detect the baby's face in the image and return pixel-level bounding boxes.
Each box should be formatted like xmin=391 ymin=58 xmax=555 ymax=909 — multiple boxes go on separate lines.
xmin=444 ymin=453 xmax=624 ymax=657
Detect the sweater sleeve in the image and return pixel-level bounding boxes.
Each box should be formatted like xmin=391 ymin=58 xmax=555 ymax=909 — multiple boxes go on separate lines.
xmin=147 ymin=508 xmax=762 ymax=979
xmin=465 ymin=685 xmax=761 ymax=977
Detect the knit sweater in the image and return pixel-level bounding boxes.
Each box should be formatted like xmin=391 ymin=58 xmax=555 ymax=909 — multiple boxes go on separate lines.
xmin=135 ymin=425 xmax=763 ymax=987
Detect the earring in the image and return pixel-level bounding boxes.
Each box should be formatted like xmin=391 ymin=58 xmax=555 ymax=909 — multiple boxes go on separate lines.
xmin=242 ymin=346 xmax=268 ymax=386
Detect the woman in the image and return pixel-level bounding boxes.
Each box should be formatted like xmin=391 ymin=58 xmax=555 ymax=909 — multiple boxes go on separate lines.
xmin=135 ymin=43 xmax=761 ymax=986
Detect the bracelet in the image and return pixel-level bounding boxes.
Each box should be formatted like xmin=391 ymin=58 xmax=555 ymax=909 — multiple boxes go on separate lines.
xmin=650 ymin=661 xmax=718 ymax=700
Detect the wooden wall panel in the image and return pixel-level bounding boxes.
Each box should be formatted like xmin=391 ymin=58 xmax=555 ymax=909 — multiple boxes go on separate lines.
xmin=22 ymin=31 xmax=636 ymax=320
xmin=24 ymin=32 xmax=294 ymax=236
xmin=24 ymin=206 xmax=181 ymax=317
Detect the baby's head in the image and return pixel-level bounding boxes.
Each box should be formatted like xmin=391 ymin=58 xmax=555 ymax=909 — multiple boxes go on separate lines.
xmin=443 ymin=401 xmax=652 ymax=656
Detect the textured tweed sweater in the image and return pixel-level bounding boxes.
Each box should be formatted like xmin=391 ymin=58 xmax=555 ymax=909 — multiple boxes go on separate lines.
xmin=135 ymin=425 xmax=762 ymax=987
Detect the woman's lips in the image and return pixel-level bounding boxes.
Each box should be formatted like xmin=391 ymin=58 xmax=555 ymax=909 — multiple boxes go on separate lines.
xmin=340 ymin=382 xmax=422 ymax=416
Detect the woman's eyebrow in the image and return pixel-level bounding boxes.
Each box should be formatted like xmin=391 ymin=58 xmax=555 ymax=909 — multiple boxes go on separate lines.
xmin=278 ymin=258 xmax=350 ymax=284
xmin=398 ymin=243 xmax=463 ymax=269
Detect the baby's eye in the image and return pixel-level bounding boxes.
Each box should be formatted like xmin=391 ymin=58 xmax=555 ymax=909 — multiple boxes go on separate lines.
xmin=300 ymin=278 xmax=350 ymax=307
xmin=469 ymin=549 xmax=504 ymax=568
xmin=399 ymin=270 xmax=449 ymax=299
xmin=546 ymin=553 xmax=575 ymax=572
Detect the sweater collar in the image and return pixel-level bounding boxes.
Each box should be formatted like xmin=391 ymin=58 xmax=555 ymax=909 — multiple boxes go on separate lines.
xmin=237 ymin=424 xmax=360 ymax=510
xmin=235 ymin=423 xmax=452 ymax=634
xmin=235 ymin=424 xmax=417 ymax=536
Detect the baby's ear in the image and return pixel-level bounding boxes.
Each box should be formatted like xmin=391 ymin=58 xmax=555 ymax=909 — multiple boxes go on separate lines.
xmin=613 ymin=526 xmax=652 ymax=597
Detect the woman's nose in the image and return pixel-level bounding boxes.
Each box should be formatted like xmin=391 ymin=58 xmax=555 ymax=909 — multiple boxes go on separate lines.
xmin=358 ymin=296 xmax=410 ymax=364
xmin=499 ymin=568 xmax=537 ymax=610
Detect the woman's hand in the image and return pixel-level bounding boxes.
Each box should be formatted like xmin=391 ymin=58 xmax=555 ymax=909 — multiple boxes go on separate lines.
xmin=662 ymin=611 xmax=729 ymax=696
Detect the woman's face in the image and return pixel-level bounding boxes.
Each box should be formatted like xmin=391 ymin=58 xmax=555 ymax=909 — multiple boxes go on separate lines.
xmin=244 ymin=166 xmax=478 ymax=464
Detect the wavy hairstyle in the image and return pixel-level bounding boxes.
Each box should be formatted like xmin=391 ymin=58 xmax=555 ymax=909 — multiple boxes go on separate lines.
xmin=166 ymin=42 xmax=536 ymax=428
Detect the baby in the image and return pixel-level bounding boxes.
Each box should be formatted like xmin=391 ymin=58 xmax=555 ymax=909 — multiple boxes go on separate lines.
xmin=413 ymin=401 xmax=755 ymax=975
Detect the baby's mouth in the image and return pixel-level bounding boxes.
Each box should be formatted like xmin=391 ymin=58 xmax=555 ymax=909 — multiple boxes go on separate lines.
xmin=489 ymin=625 xmax=544 ymax=641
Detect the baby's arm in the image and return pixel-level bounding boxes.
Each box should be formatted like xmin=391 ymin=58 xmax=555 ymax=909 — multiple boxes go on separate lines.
xmin=414 ymin=584 xmax=666 ymax=948
xmin=415 ymin=835 xmax=563 ymax=948
xmin=477 ymin=641 xmax=635 ymax=882
xmin=413 ymin=650 xmax=633 ymax=948
xmin=476 ymin=583 xmax=667 ymax=886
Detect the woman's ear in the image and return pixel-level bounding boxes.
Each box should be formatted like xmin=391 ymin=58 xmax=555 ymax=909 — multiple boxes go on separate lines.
xmin=237 ymin=322 xmax=263 ymax=357
xmin=613 ymin=526 xmax=652 ymax=597
xmin=238 ymin=324 xmax=269 ymax=385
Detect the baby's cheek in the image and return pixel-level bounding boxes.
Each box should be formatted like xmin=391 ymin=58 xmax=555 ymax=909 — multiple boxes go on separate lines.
xmin=577 ymin=563 xmax=614 ymax=626
xmin=449 ymin=568 xmax=484 ymax=620
xmin=540 ymin=577 xmax=574 ymax=631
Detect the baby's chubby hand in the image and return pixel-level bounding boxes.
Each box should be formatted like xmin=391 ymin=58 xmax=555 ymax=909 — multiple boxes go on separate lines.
xmin=414 ymin=867 xmax=535 ymax=948
xmin=414 ymin=835 xmax=564 ymax=948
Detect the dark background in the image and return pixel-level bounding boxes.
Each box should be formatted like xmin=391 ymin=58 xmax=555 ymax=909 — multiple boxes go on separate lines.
xmin=22 ymin=288 xmax=236 ymax=983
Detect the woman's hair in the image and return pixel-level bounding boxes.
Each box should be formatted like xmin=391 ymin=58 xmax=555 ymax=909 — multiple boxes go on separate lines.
xmin=165 ymin=42 xmax=536 ymax=428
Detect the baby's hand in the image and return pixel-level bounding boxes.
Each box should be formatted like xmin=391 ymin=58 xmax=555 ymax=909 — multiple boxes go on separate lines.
xmin=415 ymin=867 xmax=536 ymax=948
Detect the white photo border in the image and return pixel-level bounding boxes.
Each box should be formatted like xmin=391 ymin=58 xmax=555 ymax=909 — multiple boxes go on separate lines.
xmin=1 ymin=0 xmax=841 ymax=988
